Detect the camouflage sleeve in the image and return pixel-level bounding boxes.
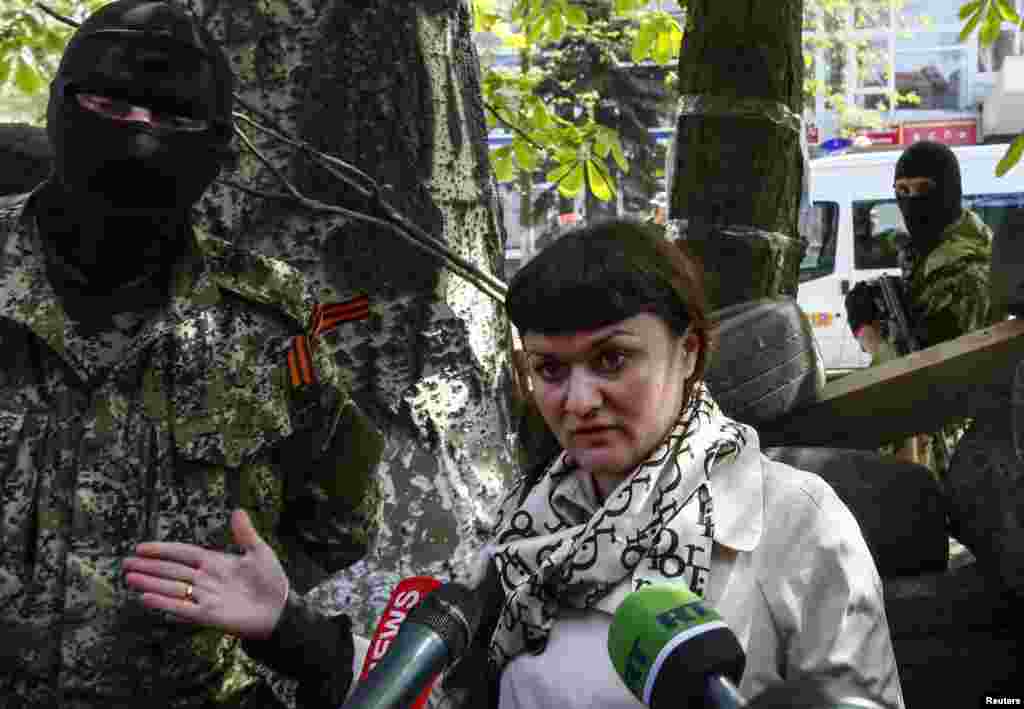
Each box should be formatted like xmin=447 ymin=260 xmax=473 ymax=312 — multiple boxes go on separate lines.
xmin=912 ymin=255 xmax=991 ymax=347
xmin=277 ymin=340 xmax=385 ymax=574
xmin=241 ymin=342 xmax=383 ymax=705
xmin=242 ymin=589 xmax=356 ymax=707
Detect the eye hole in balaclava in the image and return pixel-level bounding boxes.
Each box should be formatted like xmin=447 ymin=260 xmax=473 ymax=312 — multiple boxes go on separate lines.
xmin=47 ymin=0 xmax=235 ymax=211
xmin=893 ymin=140 xmax=963 ymax=256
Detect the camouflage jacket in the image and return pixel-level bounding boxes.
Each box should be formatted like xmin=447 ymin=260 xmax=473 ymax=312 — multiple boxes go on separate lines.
xmin=905 ymin=208 xmax=994 ymax=348
xmin=873 ymin=208 xmax=993 ymax=367
xmin=0 ymin=190 xmax=384 ymax=708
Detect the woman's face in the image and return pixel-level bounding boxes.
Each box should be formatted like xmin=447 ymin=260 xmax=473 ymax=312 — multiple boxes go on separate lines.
xmin=523 ymin=313 xmax=698 ymax=478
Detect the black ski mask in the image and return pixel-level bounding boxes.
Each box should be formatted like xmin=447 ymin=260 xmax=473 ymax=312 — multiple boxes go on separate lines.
xmin=894 ymin=141 xmax=963 ymax=255
xmin=46 ymin=0 xmax=234 ymax=212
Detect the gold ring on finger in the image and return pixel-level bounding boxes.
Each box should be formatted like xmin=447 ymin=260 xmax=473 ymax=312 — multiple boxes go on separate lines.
xmin=184 ymin=582 xmax=195 ymax=603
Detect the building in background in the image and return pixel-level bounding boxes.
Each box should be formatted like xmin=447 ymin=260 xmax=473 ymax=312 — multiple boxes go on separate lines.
xmin=804 ymin=0 xmax=1024 ymax=151
xmin=479 ymin=0 xmax=1024 ymax=279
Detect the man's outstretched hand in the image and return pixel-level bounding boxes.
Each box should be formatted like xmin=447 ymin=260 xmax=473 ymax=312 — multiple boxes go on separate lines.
xmin=123 ymin=509 xmax=289 ymax=641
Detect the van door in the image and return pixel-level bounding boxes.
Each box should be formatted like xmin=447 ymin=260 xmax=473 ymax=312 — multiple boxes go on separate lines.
xmin=797 ymin=201 xmax=847 ymax=370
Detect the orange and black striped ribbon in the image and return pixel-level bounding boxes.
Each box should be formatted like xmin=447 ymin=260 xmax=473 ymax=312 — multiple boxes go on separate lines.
xmin=287 ymin=294 xmax=371 ymax=388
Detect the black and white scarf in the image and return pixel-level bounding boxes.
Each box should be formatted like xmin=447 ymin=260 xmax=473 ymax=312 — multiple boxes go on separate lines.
xmin=486 ymin=382 xmax=756 ymax=670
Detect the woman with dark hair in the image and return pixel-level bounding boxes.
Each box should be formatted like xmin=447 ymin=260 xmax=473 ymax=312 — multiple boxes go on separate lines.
xmin=123 ymin=219 xmax=903 ymax=708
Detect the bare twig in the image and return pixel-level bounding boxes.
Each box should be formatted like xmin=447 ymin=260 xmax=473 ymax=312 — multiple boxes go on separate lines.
xmin=229 ymin=130 xmax=507 ymax=304
xmin=215 ymin=178 xmax=294 ymax=203
xmin=232 ymin=115 xmax=508 ymax=300
xmin=36 ymin=2 xmax=79 ymax=28
xmin=232 ymin=111 xmax=376 ymax=198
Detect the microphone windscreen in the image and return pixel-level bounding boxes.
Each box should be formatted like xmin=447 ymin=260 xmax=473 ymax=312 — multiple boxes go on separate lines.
xmin=608 ymin=584 xmax=745 ymax=707
xmin=359 ymin=576 xmax=441 ymax=709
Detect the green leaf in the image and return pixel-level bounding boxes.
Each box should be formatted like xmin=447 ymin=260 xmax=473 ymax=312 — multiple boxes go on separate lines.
xmin=996 ymin=0 xmax=1021 ymax=22
xmin=995 ymin=134 xmax=1024 ymax=177
xmin=653 ymin=27 xmax=673 ymax=65
xmin=548 ymin=7 xmax=565 ymax=41
xmin=959 ymin=6 xmax=984 ymax=41
xmin=959 ymin=0 xmax=983 ymax=19
xmin=981 ymin=11 xmax=1003 ymax=46
xmin=547 ymin=159 xmax=577 ymax=186
xmin=559 ymin=161 xmax=585 ymax=198
xmin=14 ymin=56 xmax=43 ymax=95
xmin=586 ymin=159 xmax=614 ymax=202
xmin=632 ymin=19 xmax=656 ymax=63
xmin=555 ymin=146 xmax=579 ymax=164
xmin=513 ymin=138 xmax=539 ymax=171
xmin=529 ymin=101 xmax=551 ymax=130
xmin=492 ymin=148 xmax=515 ymax=183
xmin=527 ymin=15 xmax=546 ymax=43
xmin=565 ymin=4 xmax=587 ymax=27
xmin=0 ymin=57 xmax=9 ymax=85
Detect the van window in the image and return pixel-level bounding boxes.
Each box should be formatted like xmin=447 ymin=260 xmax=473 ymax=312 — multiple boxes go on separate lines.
xmin=964 ymin=193 xmax=1024 ymax=237
xmin=854 ymin=192 xmax=1024 ymax=270
xmin=799 ymin=201 xmax=839 ymax=283
xmin=853 ymin=200 xmax=905 ymax=270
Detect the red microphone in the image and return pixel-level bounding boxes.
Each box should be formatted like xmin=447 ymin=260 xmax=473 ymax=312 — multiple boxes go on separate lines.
xmin=358 ymin=576 xmax=442 ymax=709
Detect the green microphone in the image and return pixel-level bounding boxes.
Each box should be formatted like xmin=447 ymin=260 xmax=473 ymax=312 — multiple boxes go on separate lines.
xmin=608 ymin=584 xmax=747 ymax=708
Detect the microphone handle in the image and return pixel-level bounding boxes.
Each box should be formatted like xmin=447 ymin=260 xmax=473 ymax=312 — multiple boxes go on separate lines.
xmin=706 ymin=675 xmax=748 ymax=709
xmin=342 ymin=623 xmax=449 ymax=709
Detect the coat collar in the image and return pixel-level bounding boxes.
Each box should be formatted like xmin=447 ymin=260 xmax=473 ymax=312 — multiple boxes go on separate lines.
xmin=706 ymin=427 xmax=765 ymax=552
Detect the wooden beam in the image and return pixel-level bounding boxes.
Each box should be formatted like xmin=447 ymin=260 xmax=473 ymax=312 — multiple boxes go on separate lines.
xmin=759 ymin=319 xmax=1024 ymax=448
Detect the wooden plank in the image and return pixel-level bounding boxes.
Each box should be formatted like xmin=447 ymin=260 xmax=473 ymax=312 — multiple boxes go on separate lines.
xmin=759 ymin=319 xmax=1024 ymax=448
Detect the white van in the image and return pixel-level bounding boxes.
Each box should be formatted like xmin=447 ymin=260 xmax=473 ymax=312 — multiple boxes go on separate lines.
xmin=799 ymin=143 xmax=1024 ymax=372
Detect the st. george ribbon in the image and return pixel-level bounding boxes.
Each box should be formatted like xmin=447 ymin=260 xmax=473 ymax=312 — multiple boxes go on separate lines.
xmin=608 ymin=584 xmax=747 ymax=709
xmin=343 ymin=577 xmax=482 ymax=709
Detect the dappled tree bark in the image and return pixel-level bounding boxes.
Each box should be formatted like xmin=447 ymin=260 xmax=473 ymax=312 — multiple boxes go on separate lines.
xmin=0 ymin=123 xmax=51 ymax=196
xmin=670 ymin=0 xmax=805 ymax=310
xmin=183 ymin=0 xmax=513 ymax=669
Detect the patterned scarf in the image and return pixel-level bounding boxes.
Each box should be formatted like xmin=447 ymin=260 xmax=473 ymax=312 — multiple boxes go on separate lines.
xmin=487 ymin=382 xmax=755 ymax=670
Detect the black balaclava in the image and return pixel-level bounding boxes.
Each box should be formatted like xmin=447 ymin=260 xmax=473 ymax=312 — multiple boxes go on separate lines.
xmin=46 ymin=0 xmax=234 ymax=213
xmin=894 ymin=141 xmax=963 ymax=256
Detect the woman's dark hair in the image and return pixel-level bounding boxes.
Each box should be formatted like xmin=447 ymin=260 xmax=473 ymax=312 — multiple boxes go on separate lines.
xmin=507 ymin=219 xmax=716 ymax=460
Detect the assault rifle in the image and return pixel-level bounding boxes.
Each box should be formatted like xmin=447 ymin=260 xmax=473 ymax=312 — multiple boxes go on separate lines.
xmin=876 ymin=275 xmax=952 ymax=466
xmin=876 ymin=275 xmax=919 ymax=356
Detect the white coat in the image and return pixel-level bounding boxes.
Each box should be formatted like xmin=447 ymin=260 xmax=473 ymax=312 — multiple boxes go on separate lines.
xmin=498 ymin=453 xmax=905 ymax=709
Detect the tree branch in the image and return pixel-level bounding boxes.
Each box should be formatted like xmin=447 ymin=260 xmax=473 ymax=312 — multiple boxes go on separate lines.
xmin=483 ymin=100 xmax=548 ymax=154
xmin=230 ymin=126 xmax=508 ymax=304
xmin=35 ymin=2 xmax=79 ymax=28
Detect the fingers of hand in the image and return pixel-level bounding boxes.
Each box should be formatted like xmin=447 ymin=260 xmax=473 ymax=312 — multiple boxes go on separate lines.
xmin=122 ymin=555 xmax=198 ymax=583
xmin=137 ymin=589 xmax=204 ymax=620
xmin=125 ymin=571 xmax=199 ymax=604
xmin=133 ymin=541 xmax=205 ymax=567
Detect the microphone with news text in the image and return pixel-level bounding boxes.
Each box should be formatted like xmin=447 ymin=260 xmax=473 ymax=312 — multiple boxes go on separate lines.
xmin=608 ymin=584 xmax=747 ymax=709
xmin=342 ymin=577 xmax=483 ymax=709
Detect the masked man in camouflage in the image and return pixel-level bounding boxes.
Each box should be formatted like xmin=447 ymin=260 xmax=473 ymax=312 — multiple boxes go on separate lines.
xmin=847 ymin=140 xmax=993 ymax=475
xmin=0 ymin=2 xmax=383 ymax=707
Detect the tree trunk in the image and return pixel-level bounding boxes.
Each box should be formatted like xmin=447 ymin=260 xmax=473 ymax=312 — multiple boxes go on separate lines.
xmin=186 ymin=0 xmax=513 ymax=687
xmin=670 ymin=0 xmax=806 ymax=311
